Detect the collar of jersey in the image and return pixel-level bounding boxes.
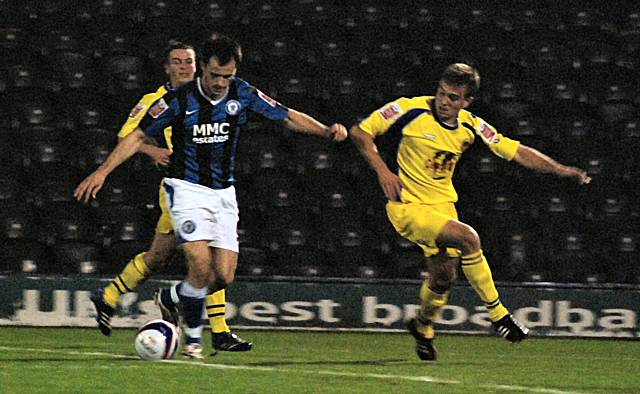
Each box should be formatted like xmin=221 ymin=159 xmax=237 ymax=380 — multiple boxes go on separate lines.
xmin=429 ymin=98 xmax=458 ymax=131
xmin=197 ymin=77 xmax=228 ymax=106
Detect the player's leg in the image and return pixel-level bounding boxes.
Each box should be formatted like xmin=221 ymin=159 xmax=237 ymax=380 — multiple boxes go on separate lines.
xmin=157 ymin=239 xmax=213 ymax=359
xmin=92 ymin=232 xmax=175 ymax=336
xmin=208 ymin=246 xmax=238 ymax=291
xmin=417 ymin=252 xmax=457 ymax=336
xmin=206 ymin=290 xmax=229 ymax=335
xmin=206 ymin=289 xmax=253 ymax=353
xmin=407 ymin=251 xmax=457 ymax=360
xmin=387 ymin=201 xmax=456 ymax=360
xmin=92 ymin=196 xmax=176 ymax=336
xmin=205 ymin=191 xmax=252 ymax=353
xmin=102 ymin=233 xmax=175 ymax=308
xmin=436 ymin=220 xmax=529 ymax=342
xmin=207 ymin=246 xmax=253 ymax=354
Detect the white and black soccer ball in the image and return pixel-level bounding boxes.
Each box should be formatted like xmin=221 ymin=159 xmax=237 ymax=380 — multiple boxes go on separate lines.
xmin=134 ymin=319 xmax=180 ymax=360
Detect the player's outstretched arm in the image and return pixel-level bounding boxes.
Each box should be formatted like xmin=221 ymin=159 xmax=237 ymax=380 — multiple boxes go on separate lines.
xmin=74 ymin=129 xmax=146 ymax=202
xmin=283 ymin=108 xmax=347 ymax=141
xmin=350 ymin=125 xmax=404 ymax=201
xmin=513 ymin=144 xmax=591 ymax=185
xmin=137 ymin=141 xmax=171 ymax=166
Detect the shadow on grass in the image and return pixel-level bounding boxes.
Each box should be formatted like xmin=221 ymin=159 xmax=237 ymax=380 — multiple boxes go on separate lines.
xmin=247 ymin=358 xmax=408 ymax=367
xmin=2 ymin=354 xmax=138 ymax=363
xmin=2 ymin=357 xmax=105 ymax=362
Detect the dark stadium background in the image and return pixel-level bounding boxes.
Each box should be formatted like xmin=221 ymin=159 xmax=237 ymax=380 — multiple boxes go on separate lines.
xmin=1 ymin=1 xmax=638 ymax=284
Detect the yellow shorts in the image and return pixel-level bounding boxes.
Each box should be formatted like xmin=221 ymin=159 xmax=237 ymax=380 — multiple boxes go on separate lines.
xmin=156 ymin=184 xmax=174 ymax=234
xmin=386 ymin=201 xmax=461 ymax=257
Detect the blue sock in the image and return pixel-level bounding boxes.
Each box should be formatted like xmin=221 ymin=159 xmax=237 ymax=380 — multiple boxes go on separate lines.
xmin=160 ymin=283 xmax=181 ymax=307
xmin=175 ymin=281 xmax=207 ymax=332
xmin=180 ymin=294 xmax=205 ymax=331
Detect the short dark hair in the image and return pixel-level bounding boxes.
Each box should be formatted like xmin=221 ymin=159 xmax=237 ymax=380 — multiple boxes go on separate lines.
xmin=163 ymin=40 xmax=195 ymax=65
xmin=200 ymin=35 xmax=242 ymax=66
xmin=440 ymin=63 xmax=480 ymax=98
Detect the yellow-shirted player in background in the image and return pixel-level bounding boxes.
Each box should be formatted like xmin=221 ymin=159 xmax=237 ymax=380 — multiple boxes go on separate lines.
xmin=350 ymin=63 xmax=591 ymax=361
xmin=82 ymin=41 xmax=252 ymax=353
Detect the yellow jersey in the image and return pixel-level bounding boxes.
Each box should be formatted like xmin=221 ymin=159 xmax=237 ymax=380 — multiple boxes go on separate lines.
xmin=358 ymin=96 xmax=520 ymax=204
xmin=118 ymin=84 xmax=173 ymax=151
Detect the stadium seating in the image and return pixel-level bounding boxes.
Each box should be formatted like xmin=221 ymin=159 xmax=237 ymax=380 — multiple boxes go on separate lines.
xmin=270 ymin=227 xmax=328 ymax=277
xmin=0 ymin=199 xmax=48 ymax=271
xmin=386 ymin=233 xmax=425 ymax=279
xmin=606 ymin=233 xmax=639 ymax=284
xmin=100 ymin=206 xmax=154 ymax=274
xmin=235 ymin=227 xmax=269 ymax=276
xmin=2 ymin=2 xmax=637 ymax=283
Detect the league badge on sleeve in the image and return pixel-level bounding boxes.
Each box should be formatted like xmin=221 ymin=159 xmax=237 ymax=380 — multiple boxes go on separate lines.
xmin=225 ymin=100 xmax=241 ymax=115
xmin=128 ymin=102 xmax=147 ymax=118
xmin=478 ymin=121 xmax=497 ymax=143
xmin=257 ymin=90 xmax=278 ymax=107
xmin=149 ymin=98 xmax=169 ymax=118
xmin=379 ymin=103 xmax=401 ymax=120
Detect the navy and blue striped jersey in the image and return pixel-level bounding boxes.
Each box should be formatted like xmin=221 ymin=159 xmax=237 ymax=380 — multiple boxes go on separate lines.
xmin=139 ymin=77 xmax=289 ymax=189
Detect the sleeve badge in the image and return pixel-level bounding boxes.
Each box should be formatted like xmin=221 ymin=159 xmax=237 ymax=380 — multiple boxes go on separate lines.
xmin=148 ymin=98 xmax=169 ymax=118
xmin=478 ymin=122 xmax=497 ymax=143
xmin=257 ymin=90 xmax=278 ymax=107
xmin=379 ymin=103 xmax=401 ymax=120
xmin=128 ymin=102 xmax=146 ymax=118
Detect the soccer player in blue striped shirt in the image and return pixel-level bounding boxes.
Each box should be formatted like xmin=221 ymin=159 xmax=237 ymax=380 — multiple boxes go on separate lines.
xmin=75 ymin=35 xmax=347 ymax=359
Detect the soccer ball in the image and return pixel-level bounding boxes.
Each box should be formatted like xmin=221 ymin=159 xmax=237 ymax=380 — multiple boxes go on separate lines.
xmin=134 ymin=319 xmax=180 ymax=360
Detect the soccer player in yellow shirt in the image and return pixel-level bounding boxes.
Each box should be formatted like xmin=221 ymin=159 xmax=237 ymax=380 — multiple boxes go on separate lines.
xmin=350 ymin=63 xmax=591 ymax=361
xmin=82 ymin=41 xmax=252 ymax=353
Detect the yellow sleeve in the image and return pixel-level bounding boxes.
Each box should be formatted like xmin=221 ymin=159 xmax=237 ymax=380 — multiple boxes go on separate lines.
xmin=117 ymin=97 xmax=152 ymax=139
xmin=473 ymin=117 xmax=520 ymax=161
xmin=358 ymin=98 xmax=410 ymax=137
xmin=117 ymin=87 xmax=169 ymax=138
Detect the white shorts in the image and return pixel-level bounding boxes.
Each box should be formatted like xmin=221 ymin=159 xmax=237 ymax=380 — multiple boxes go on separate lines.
xmin=162 ymin=178 xmax=239 ymax=252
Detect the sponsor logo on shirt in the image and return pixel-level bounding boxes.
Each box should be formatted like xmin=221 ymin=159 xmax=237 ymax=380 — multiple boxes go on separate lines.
xmin=128 ymin=103 xmax=146 ymax=118
xmin=257 ymin=90 xmax=278 ymax=107
xmin=192 ymin=122 xmax=231 ymax=144
xmin=425 ymin=150 xmax=458 ymax=180
xmin=379 ymin=103 xmax=401 ymax=120
xmin=148 ymin=98 xmax=169 ymax=118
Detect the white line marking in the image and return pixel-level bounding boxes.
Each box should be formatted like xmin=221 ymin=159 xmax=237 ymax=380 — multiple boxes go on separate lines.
xmin=0 ymin=346 xmax=588 ymax=394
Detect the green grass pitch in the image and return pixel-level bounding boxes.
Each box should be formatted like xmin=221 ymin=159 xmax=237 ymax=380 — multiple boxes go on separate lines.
xmin=0 ymin=327 xmax=638 ymax=393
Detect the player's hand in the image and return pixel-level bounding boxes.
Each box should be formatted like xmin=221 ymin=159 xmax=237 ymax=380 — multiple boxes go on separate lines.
xmin=327 ymin=123 xmax=348 ymax=142
xmin=74 ymin=170 xmax=107 ymax=203
xmin=557 ymin=165 xmax=592 ymax=185
xmin=147 ymin=146 xmax=172 ymax=166
xmin=378 ymin=169 xmax=404 ymax=201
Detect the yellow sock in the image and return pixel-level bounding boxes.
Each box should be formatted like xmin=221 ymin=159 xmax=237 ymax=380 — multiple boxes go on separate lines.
xmin=461 ymin=250 xmax=509 ymax=322
xmin=416 ymin=280 xmax=448 ymax=339
xmin=103 ymin=253 xmax=151 ymax=308
xmin=207 ymin=289 xmax=229 ymax=334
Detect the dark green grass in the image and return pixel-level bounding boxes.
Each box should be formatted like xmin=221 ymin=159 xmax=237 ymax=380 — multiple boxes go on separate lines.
xmin=0 ymin=327 xmax=638 ymax=393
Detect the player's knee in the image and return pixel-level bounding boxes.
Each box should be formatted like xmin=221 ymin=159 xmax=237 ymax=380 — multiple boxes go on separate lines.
xmin=189 ymin=271 xmax=210 ymax=289
xmin=458 ymin=225 xmax=481 ymax=254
